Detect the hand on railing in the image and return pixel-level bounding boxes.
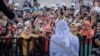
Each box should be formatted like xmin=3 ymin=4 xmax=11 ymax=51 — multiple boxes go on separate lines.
xmin=30 ymin=34 xmax=39 ymax=38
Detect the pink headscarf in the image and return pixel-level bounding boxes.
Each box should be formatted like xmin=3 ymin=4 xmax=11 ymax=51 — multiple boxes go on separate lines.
xmin=43 ymin=25 xmax=51 ymax=32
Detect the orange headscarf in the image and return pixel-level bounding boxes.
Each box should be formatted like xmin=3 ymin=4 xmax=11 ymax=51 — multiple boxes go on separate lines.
xmin=80 ymin=21 xmax=94 ymax=39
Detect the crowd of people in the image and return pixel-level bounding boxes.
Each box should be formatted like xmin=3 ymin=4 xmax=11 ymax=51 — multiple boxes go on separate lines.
xmin=0 ymin=0 xmax=100 ymax=56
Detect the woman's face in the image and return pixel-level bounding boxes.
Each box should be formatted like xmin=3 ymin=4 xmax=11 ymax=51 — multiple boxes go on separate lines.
xmin=7 ymin=24 xmax=12 ymax=30
xmin=94 ymin=2 xmax=99 ymax=6
xmin=25 ymin=28 xmax=30 ymax=34
xmin=1 ymin=27 xmax=6 ymax=34
xmin=82 ymin=23 xmax=90 ymax=30
xmin=70 ymin=25 xmax=77 ymax=32
xmin=17 ymin=29 xmax=23 ymax=33
xmin=18 ymin=18 xmax=24 ymax=23
xmin=77 ymin=26 xmax=82 ymax=31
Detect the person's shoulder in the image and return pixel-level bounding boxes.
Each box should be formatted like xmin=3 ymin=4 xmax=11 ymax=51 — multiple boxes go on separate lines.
xmin=73 ymin=35 xmax=79 ymax=41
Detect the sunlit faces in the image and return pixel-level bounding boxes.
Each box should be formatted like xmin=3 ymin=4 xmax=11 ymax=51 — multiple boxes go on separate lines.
xmin=25 ymin=12 xmax=32 ymax=18
xmin=24 ymin=27 xmax=31 ymax=34
xmin=70 ymin=23 xmax=77 ymax=32
xmin=18 ymin=17 xmax=24 ymax=23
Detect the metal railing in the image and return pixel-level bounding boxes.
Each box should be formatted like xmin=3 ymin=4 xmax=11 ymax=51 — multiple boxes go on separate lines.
xmin=0 ymin=37 xmax=49 ymax=56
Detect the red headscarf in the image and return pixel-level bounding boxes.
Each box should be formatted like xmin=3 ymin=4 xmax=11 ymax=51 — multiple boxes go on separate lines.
xmin=43 ymin=25 xmax=51 ymax=52
xmin=80 ymin=21 xmax=94 ymax=39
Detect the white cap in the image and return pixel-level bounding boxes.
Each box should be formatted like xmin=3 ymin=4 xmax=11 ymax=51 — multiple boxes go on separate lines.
xmin=14 ymin=3 xmax=20 ymax=7
xmin=71 ymin=3 xmax=75 ymax=6
xmin=39 ymin=28 xmax=43 ymax=31
xmin=24 ymin=21 xmax=30 ymax=27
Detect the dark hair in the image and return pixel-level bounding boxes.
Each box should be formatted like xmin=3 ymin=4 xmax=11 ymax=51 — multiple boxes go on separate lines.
xmin=86 ymin=16 xmax=91 ymax=22
xmin=5 ymin=21 xmax=13 ymax=34
xmin=65 ymin=16 xmax=70 ymax=18
xmin=60 ymin=8 xmax=63 ymax=12
xmin=64 ymin=6 xmax=67 ymax=11
xmin=46 ymin=8 xmax=51 ymax=12
xmin=79 ymin=16 xmax=84 ymax=20
xmin=6 ymin=21 xmax=13 ymax=28
xmin=16 ymin=10 xmax=23 ymax=18
xmin=33 ymin=0 xmax=37 ymax=2
xmin=60 ymin=11 xmax=64 ymax=16
xmin=26 ymin=11 xmax=31 ymax=14
xmin=16 ymin=10 xmax=23 ymax=14
xmin=98 ymin=37 xmax=100 ymax=40
xmin=1 ymin=26 xmax=6 ymax=36
xmin=0 ymin=16 xmax=3 ymax=19
xmin=97 ymin=19 xmax=100 ymax=22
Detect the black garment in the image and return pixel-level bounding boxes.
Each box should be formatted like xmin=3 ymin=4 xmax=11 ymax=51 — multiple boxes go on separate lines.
xmin=29 ymin=36 xmax=45 ymax=56
xmin=0 ymin=40 xmax=3 ymax=55
xmin=24 ymin=18 xmax=32 ymax=21
xmin=92 ymin=47 xmax=100 ymax=56
xmin=93 ymin=33 xmax=100 ymax=48
xmin=0 ymin=0 xmax=15 ymax=20
xmin=32 ymin=15 xmax=38 ymax=21
xmin=92 ymin=35 xmax=100 ymax=56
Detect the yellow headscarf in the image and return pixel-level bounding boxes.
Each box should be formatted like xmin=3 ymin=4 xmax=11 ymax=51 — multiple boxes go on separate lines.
xmin=70 ymin=23 xmax=78 ymax=35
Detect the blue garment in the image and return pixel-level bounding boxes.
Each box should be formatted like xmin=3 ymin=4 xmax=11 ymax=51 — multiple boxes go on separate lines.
xmin=68 ymin=33 xmax=79 ymax=56
xmin=33 ymin=6 xmax=38 ymax=12
xmin=50 ymin=20 xmax=79 ymax=56
xmin=23 ymin=7 xmax=32 ymax=12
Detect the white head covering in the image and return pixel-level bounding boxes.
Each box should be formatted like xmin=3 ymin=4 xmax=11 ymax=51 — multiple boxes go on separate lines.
xmin=14 ymin=3 xmax=20 ymax=7
xmin=24 ymin=21 xmax=30 ymax=27
xmin=54 ymin=20 xmax=70 ymax=47
xmin=71 ymin=3 xmax=75 ymax=6
xmin=50 ymin=20 xmax=70 ymax=56
xmin=55 ymin=20 xmax=69 ymax=36
xmin=94 ymin=6 xmax=100 ymax=13
xmin=50 ymin=20 xmax=79 ymax=56
xmin=50 ymin=20 xmax=71 ymax=56
xmin=17 ymin=23 xmax=24 ymax=27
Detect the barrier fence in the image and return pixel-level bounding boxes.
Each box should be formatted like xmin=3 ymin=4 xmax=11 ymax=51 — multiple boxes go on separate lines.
xmin=0 ymin=37 xmax=98 ymax=56
xmin=0 ymin=37 xmax=49 ymax=56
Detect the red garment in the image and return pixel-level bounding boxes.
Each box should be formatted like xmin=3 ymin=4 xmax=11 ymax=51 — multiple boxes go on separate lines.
xmin=45 ymin=39 xmax=49 ymax=52
xmin=41 ymin=16 xmax=47 ymax=21
xmin=80 ymin=21 xmax=94 ymax=39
